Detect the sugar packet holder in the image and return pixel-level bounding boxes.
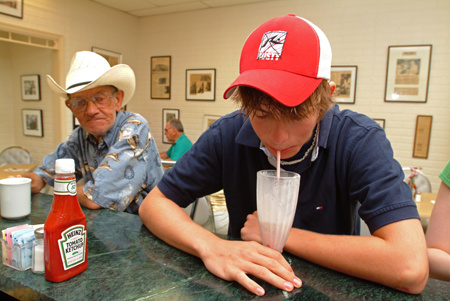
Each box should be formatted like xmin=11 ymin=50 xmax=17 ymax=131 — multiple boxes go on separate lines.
xmin=1 ymin=224 xmax=44 ymax=271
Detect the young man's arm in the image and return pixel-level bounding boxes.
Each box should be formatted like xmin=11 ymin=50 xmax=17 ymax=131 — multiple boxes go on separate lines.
xmin=139 ymin=187 xmax=302 ymax=297
xmin=241 ymin=212 xmax=428 ymax=294
xmin=426 ymin=181 xmax=450 ymax=281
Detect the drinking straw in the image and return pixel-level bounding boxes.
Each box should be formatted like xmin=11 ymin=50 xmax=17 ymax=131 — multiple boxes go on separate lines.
xmin=277 ymin=150 xmax=280 ymax=180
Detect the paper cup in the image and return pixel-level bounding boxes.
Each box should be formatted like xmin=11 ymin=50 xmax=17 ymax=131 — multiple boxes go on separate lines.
xmin=0 ymin=178 xmax=32 ymax=219
xmin=257 ymin=170 xmax=300 ymax=252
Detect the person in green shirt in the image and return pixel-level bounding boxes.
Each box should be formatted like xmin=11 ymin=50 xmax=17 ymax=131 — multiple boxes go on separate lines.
xmin=426 ymin=160 xmax=450 ymax=281
xmin=160 ymin=119 xmax=192 ymax=161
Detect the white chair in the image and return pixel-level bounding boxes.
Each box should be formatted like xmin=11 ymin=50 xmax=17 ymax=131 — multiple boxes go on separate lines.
xmin=162 ymin=159 xmax=218 ymax=233
xmin=359 ymin=168 xmax=432 ymax=235
xmin=403 ymin=167 xmax=432 ymax=231
xmin=185 ymin=196 xmax=216 ymax=233
xmin=0 ymin=146 xmax=33 ymax=165
xmin=402 ymin=167 xmax=432 ymax=194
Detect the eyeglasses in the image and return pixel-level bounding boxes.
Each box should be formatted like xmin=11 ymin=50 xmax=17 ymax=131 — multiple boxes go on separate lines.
xmin=67 ymin=91 xmax=117 ymax=113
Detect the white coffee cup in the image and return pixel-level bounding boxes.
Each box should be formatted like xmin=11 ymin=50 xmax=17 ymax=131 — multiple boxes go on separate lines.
xmin=0 ymin=177 xmax=32 ymax=219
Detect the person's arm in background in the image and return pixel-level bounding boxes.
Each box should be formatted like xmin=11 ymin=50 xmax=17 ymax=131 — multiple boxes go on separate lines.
xmin=160 ymin=151 xmax=169 ymax=160
xmin=426 ymin=181 xmax=450 ymax=281
xmin=21 ymin=153 xmax=101 ymax=209
xmin=21 ymin=171 xmax=46 ymax=193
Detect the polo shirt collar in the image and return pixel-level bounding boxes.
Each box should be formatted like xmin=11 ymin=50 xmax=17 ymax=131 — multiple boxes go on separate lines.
xmin=235 ymin=117 xmax=260 ymax=148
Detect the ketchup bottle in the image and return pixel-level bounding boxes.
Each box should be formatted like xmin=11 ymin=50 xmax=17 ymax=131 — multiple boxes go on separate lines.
xmin=44 ymin=158 xmax=88 ymax=282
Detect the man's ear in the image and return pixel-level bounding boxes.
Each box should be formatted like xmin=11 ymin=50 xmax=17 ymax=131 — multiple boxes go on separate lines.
xmin=329 ymin=81 xmax=336 ymax=96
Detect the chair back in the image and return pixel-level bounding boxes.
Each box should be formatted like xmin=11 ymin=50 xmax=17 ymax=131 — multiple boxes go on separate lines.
xmin=402 ymin=167 xmax=432 ymax=194
xmin=0 ymin=146 xmax=33 ymax=165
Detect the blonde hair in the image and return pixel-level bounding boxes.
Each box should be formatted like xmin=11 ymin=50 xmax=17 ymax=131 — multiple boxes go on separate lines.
xmin=232 ymin=80 xmax=333 ymax=122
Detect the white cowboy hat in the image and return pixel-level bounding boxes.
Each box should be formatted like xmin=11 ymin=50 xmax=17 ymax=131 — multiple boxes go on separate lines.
xmin=46 ymin=51 xmax=135 ymax=107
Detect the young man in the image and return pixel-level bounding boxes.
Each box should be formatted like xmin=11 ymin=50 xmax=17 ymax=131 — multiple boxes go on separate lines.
xmin=139 ymin=15 xmax=428 ymax=296
xmin=160 ymin=119 xmax=192 ymax=161
xmin=24 ymin=51 xmax=163 ymax=214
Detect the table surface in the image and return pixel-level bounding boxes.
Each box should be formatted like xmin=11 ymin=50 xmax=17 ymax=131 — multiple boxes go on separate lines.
xmin=0 ymin=164 xmax=36 ymax=180
xmin=1 ymin=194 xmax=449 ymax=301
xmin=415 ymin=192 xmax=437 ymax=220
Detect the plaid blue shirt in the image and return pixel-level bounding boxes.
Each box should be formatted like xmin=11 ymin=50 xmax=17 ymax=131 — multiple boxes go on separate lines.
xmin=34 ymin=111 xmax=163 ymax=214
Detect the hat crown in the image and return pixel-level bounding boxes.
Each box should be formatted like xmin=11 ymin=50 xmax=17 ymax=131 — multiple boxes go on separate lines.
xmin=240 ymin=15 xmax=331 ymax=79
xmin=66 ymin=51 xmax=111 ymax=90
xmin=224 ymin=15 xmax=332 ymax=107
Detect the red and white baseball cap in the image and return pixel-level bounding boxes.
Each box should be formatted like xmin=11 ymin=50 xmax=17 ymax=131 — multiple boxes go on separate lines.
xmin=224 ymin=14 xmax=332 ymax=107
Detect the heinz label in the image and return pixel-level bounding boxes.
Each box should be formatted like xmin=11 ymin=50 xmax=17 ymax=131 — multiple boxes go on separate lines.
xmin=58 ymin=225 xmax=86 ymax=270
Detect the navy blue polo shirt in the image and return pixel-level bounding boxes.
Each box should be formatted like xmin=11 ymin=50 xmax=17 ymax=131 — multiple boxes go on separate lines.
xmin=159 ymin=105 xmax=418 ymax=238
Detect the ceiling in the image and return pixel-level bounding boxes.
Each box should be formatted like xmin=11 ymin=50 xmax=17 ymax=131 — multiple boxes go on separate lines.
xmin=91 ymin=0 xmax=281 ymax=17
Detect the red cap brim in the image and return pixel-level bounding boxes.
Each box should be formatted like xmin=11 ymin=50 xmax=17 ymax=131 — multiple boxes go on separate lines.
xmin=223 ymin=69 xmax=322 ymax=107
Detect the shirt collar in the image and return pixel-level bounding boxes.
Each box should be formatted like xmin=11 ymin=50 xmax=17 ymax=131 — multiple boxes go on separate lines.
xmin=235 ymin=116 xmax=260 ymax=148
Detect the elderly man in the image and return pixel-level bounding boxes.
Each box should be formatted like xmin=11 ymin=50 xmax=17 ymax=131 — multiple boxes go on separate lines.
xmin=139 ymin=15 xmax=428 ymax=296
xmin=24 ymin=51 xmax=163 ymax=214
xmin=160 ymin=119 xmax=192 ymax=161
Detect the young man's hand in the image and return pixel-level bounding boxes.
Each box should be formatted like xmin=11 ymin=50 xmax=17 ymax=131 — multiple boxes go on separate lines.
xmin=200 ymin=238 xmax=302 ymax=296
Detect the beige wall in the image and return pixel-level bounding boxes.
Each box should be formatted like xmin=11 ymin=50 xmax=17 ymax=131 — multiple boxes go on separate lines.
xmin=0 ymin=0 xmax=448 ymax=192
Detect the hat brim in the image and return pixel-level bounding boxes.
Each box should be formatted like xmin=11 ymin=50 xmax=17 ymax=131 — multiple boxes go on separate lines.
xmin=224 ymin=69 xmax=322 ymax=107
xmin=47 ymin=64 xmax=136 ymax=107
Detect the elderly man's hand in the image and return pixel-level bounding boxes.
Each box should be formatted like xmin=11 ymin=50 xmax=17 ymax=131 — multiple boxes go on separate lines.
xmin=20 ymin=172 xmax=45 ymax=194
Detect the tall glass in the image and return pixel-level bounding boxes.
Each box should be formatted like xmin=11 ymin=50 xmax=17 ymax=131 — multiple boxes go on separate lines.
xmin=257 ymin=170 xmax=300 ymax=252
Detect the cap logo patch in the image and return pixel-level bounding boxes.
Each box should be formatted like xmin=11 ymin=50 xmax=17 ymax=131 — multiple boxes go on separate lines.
xmin=257 ymin=31 xmax=287 ymax=61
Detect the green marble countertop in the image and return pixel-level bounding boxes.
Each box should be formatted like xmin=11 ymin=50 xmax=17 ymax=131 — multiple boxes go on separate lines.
xmin=1 ymin=193 xmax=449 ymax=300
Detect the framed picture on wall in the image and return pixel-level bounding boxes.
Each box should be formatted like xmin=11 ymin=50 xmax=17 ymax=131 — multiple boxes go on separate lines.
xmin=373 ymin=118 xmax=386 ymax=130
xmin=186 ymin=69 xmax=216 ymax=101
xmin=330 ymin=66 xmax=357 ymax=104
xmin=413 ymin=115 xmax=432 ymax=159
xmin=151 ymin=56 xmax=171 ymax=99
xmin=22 ymin=109 xmax=43 ymax=137
xmin=21 ymin=75 xmax=41 ymax=100
xmin=92 ymin=47 xmax=122 ymax=66
xmin=203 ymin=115 xmax=221 ymax=131
xmin=0 ymin=0 xmax=23 ymax=18
xmin=384 ymin=45 xmax=432 ymax=103
xmin=162 ymin=109 xmax=179 ymax=144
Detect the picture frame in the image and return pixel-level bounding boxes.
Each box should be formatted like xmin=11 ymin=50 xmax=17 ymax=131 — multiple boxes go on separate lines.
xmin=151 ymin=56 xmax=171 ymax=99
xmin=21 ymin=74 xmax=41 ymax=101
xmin=22 ymin=109 xmax=43 ymax=137
xmin=0 ymin=0 xmax=23 ymax=18
xmin=203 ymin=115 xmax=221 ymax=131
xmin=92 ymin=47 xmax=122 ymax=66
xmin=330 ymin=66 xmax=357 ymax=104
xmin=162 ymin=109 xmax=179 ymax=144
xmin=413 ymin=115 xmax=432 ymax=159
xmin=186 ymin=69 xmax=216 ymax=101
xmin=373 ymin=118 xmax=386 ymax=130
xmin=384 ymin=45 xmax=432 ymax=103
